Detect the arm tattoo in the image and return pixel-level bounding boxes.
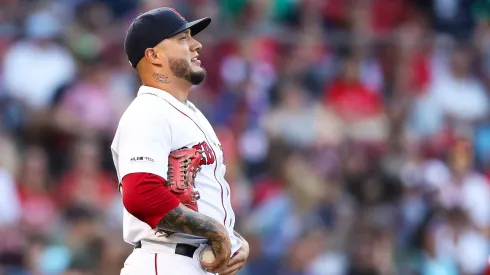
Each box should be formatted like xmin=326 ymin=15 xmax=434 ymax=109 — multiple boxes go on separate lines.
xmin=153 ymin=73 xmax=171 ymax=84
xmin=157 ymin=204 xmax=227 ymax=241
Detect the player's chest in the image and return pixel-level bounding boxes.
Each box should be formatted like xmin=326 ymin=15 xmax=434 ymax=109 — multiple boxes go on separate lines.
xmin=168 ymin=113 xmax=225 ymax=168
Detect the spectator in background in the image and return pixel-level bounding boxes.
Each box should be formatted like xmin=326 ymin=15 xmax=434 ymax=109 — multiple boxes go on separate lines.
xmin=24 ymin=205 xmax=104 ymax=275
xmin=323 ymin=52 xmax=389 ymax=144
xmin=279 ymin=228 xmax=341 ymax=275
xmin=219 ymin=37 xmax=277 ymax=121
xmin=0 ymin=19 xmax=22 ymax=132
xmin=0 ymin=165 xmax=20 ymax=228
xmin=430 ymin=0 xmax=475 ymax=40
xmin=62 ymin=205 xmax=104 ymax=274
xmin=262 ymin=81 xmax=342 ymax=148
xmin=53 ymin=59 xmax=124 ymax=138
xmin=410 ymin=44 xmax=489 ymax=137
xmin=0 ymin=133 xmax=20 ymax=228
xmin=436 ymin=138 xmax=490 ymax=232
xmin=54 ymin=137 xmax=117 ymax=212
xmin=0 ymin=133 xmax=22 ymax=273
xmin=244 ymin=154 xmax=327 ymax=274
xmin=397 ymin=137 xmax=445 ymax=245
xmin=354 ymin=44 xmax=384 ymax=94
xmin=46 ymin=52 xmax=133 ymax=176
xmin=2 ymin=10 xmax=76 ymax=111
xmin=324 ymin=53 xmax=383 ymax=116
xmin=345 ymin=226 xmax=396 ymax=275
xmin=419 ymin=219 xmax=459 ymax=275
xmin=16 ymin=145 xmax=56 ymax=235
xmin=249 ymin=141 xmax=290 ymax=209
xmin=425 ymin=208 xmax=488 ymax=275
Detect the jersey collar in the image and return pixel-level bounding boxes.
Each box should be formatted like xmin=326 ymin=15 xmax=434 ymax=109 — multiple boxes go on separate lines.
xmin=137 ymin=85 xmax=196 ymax=117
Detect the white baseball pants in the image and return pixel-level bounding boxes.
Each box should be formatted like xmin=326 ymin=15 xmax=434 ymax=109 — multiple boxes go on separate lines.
xmin=120 ymin=240 xmax=215 ymax=275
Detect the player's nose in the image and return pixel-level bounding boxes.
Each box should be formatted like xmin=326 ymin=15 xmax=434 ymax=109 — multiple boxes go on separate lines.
xmin=190 ymin=37 xmax=202 ymax=52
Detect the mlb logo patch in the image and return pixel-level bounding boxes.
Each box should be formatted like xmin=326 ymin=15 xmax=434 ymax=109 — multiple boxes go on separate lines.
xmin=130 ymin=156 xmax=155 ymax=163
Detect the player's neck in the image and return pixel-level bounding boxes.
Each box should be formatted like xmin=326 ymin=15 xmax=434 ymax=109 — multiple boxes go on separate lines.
xmin=142 ymin=73 xmax=191 ymax=103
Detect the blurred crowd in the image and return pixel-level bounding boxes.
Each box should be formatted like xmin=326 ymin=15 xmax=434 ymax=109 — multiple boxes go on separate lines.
xmin=1 ymin=0 xmax=490 ymax=274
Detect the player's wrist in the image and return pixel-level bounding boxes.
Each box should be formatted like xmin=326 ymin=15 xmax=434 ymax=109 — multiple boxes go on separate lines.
xmin=208 ymin=227 xmax=229 ymax=242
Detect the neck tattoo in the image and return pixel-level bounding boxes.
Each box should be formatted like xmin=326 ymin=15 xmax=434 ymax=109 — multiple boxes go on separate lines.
xmin=153 ymin=73 xmax=170 ymax=84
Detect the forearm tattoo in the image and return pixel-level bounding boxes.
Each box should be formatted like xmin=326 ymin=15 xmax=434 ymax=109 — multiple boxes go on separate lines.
xmin=153 ymin=73 xmax=170 ymax=84
xmin=157 ymin=204 xmax=227 ymax=241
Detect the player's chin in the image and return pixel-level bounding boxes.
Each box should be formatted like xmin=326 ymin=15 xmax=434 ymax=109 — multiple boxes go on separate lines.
xmin=191 ymin=65 xmax=206 ymax=75
xmin=189 ymin=69 xmax=206 ymax=85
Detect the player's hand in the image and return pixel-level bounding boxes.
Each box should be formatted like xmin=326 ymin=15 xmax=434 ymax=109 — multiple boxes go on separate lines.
xmin=219 ymin=239 xmax=249 ymax=275
xmin=201 ymin=235 xmax=232 ymax=273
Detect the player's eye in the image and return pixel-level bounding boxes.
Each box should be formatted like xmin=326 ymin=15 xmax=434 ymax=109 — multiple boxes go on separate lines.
xmin=180 ymin=36 xmax=187 ymax=40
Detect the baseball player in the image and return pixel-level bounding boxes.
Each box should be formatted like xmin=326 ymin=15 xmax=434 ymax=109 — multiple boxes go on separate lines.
xmin=110 ymin=7 xmax=249 ymax=275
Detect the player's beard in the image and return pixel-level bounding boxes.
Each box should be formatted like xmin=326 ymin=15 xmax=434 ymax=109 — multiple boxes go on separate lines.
xmin=168 ymin=57 xmax=206 ymax=85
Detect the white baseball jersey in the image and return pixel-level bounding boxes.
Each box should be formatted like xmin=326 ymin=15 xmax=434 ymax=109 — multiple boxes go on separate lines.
xmin=111 ymin=85 xmax=242 ymax=254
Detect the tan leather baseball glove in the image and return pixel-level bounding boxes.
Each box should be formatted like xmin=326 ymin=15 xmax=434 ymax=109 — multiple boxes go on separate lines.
xmin=167 ymin=147 xmax=203 ymax=211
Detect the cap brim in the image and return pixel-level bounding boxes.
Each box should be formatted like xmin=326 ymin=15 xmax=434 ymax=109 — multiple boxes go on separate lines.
xmin=169 ymin=17 xmax=211 ymax=38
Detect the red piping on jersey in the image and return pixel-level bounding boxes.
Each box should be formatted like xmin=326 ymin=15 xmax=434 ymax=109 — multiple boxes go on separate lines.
xmin=163 ymin=100 xmax=228 ymax=226
xmin=154 ymin=253 xmax=158 ymax=275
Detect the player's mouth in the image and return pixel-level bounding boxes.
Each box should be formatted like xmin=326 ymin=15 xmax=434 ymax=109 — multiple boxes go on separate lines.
xmin=191 ymin=56 xmax=201 ymax=65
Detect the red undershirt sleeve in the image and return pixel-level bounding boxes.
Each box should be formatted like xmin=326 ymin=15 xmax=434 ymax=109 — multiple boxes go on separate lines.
xmin=122 ymin=172 xmax=180 ymax=229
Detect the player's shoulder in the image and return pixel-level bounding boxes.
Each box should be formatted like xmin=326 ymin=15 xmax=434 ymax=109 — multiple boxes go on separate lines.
xmin=119 ymin=93 xmax=172 ymax=125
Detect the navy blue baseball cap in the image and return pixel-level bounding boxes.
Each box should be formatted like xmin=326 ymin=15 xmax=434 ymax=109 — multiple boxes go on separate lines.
xmin=124 ymin=7 xmax=211 ymax=68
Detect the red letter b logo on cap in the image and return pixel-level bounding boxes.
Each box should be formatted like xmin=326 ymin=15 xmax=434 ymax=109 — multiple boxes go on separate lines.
xmin=169 ymin=8 xmax=185 ymax=20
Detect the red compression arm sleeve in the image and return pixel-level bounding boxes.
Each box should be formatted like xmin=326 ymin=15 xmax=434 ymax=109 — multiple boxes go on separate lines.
xmin=122 ymin=172 xmax=180 ymax=229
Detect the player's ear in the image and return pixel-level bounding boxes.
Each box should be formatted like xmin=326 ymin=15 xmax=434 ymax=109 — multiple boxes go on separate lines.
xmin=144 ymin=46 xmax=165 ymax=66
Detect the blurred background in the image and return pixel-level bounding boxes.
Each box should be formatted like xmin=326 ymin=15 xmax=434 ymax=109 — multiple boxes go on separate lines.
xmin=2 ymin=0 xmax=490 ymax=274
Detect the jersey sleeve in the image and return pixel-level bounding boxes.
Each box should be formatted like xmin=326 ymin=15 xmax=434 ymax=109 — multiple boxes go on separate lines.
xmin=117 ymin=112 xmax=172 ymax=180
